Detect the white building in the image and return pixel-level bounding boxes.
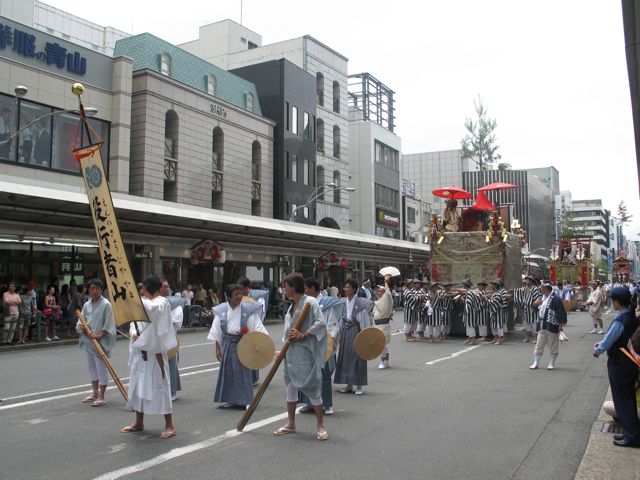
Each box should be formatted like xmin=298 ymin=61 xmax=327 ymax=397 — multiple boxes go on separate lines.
xmin=180 ymin=20 xmax=351 ymax=231
xmin=554 ymin=190 xmax=572 ymax=240
xmin=0 ymin=0 xmax=129 ymax=55
xmin=571 ymin=199 xmax=611 ymax=261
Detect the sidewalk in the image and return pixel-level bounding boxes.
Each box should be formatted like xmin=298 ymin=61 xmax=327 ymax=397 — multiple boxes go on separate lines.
xmin=574 ymin=387 xmax=640 ymax=480
xmin=0 ymin=317 xmax=284 ymax=353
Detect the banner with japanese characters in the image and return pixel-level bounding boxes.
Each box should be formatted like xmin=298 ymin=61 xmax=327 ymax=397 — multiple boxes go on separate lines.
xmin=74 ymin=143 xmax=148 ymax=326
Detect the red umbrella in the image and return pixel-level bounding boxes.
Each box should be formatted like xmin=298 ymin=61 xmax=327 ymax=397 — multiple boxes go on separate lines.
xmin=432 ymin=185 xmax=473 ymax=200
xmin=477 ymin=182 xmax=518 ymax=192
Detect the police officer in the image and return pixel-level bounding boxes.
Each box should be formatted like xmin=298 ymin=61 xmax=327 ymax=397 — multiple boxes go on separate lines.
xmin=593 ymin=286 xmax=640 ymax=447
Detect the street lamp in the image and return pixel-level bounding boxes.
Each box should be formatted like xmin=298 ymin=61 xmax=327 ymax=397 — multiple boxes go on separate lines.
xmin=290 ymin=184 xmax=355 ymax=222
xmin=0 ymin=85 xmax=98 ymax=149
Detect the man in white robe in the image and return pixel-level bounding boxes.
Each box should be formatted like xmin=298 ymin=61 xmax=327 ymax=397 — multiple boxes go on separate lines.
xmin=207 ymin=283 xmax=267 ymax=408
xmin=161 ymin=280 xmax=183 ymax=401
xmin=373 ymin=275 xmax=394 ymax=369
xmin=121 ymin=275 xmax=178 ymax=440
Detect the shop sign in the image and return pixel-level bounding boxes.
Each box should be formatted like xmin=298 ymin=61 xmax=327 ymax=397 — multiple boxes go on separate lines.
xmin=0 ymin=21 xmax=87 ymax=75
xmin=210 ymin=103 xmax=228 ymax=118
xmin=376 ymin=208 xmax=400 ymax=228
xmin=134 ymin=252 xmax=153 ymax=259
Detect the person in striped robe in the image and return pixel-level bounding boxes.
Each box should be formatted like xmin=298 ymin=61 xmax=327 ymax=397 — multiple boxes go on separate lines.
xmin=488 ymin=279 xmax=509 ymax=345
xmin=438 ymin=283 xmax=457 ymax=340
xmin=512 ymin=275 xmax=542 ymax=342
xmin=461 ymin=279 xmax=489 ymax=345
xmin=402 ymin=280 xmax=421 ymax=342
xmin=425 ymin=282 xmax=441 ymax=342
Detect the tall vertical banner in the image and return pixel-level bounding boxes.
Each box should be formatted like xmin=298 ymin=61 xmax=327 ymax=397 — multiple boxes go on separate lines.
xmin=74 ymin=143 xmax=148 ymax=327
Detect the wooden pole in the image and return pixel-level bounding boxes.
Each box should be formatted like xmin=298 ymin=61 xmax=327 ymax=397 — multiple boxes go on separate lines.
xmin=77 ymin=310 xmax=128 ymax=401
xmin=236 ymin=302 xmax=311 ymax=431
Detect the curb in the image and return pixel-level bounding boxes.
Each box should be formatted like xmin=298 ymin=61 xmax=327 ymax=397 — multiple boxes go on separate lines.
xmin=0 ymin=318 xmax=284 ymax=353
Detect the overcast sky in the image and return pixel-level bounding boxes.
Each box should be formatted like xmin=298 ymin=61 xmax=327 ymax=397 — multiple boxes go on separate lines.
xmin=47 ymin=0 xmax=640 ymax=241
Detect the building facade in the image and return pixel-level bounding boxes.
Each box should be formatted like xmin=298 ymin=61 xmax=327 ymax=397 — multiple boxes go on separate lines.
xmin=348 ymin=73 xmax=401 ymax=239
xmin=402 ymin=149 xmax=479 ymax=217
xmin=180 ymin=20 xmax=352 ymax=230
xmin=571 ymin=199 xmax=611 ymax=262
xmin=231 ymin=59 xmax=317 ymax=225
xmin=0 ymin=0 xmax=129 ymax=55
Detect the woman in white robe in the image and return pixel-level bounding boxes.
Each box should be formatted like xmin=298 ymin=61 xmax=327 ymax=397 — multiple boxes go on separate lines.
xmin=121 ymin=275 xmax=178 ymax=440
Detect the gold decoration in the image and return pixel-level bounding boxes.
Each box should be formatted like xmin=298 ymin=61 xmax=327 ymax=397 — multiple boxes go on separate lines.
xmin=71 ymin=82 xmax=85 ymax=97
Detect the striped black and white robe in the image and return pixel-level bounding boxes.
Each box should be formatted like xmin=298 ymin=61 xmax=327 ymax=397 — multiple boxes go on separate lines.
xmin=403 ymin=289 xmax=421 ymax=334
xmin=427 ymin=291 xmax=441 ymax=327
xmin=513 ymin=286 xmax=541 ymax=331
xmin=463 ymin=289 xmax=488 ymax=328
xmin=488 ymin=288 xmax=509 ymax=330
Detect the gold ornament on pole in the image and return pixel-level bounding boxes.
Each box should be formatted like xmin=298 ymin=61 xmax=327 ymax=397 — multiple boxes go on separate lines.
xmin=71 ymin=82 xmax=85 ymax=97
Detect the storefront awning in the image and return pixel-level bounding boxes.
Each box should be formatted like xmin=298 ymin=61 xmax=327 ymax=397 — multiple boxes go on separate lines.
xmin=0 ymin=175 xmax=429 ymax=264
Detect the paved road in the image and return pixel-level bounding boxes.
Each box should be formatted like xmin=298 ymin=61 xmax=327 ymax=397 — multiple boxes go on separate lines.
xmin=0 ymin=310 xmax=613 ymax=480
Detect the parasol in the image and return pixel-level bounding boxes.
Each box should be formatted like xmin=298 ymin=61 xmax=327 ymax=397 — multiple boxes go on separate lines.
xmin=477 ymin=182 xmax=518 ymax=192
xmin=432 ymin=185 xmax=473 ymax=200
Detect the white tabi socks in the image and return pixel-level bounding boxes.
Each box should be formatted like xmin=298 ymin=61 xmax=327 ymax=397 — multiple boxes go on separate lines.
xmin=547 ymin=354 xmax=557 ymax=370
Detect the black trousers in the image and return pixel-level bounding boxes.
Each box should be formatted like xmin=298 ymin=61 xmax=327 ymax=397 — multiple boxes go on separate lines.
xmin=608 ymin=355 xmax=640 ymax=443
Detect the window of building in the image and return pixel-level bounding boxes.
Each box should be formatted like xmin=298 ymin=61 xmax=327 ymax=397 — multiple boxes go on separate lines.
xmin=211 ymin=127 xmax=223 ymax=209
xmin=407 ymin=207 xmax=416 ymax=224
xmin=291 ymin=106 xmax=298 ymax=135
xmin=291 ymin=153 xmax=298 ymax=182
xmin=252 ymin=141 xmax=261 ymax=215
xmin=332 ymin=81 xmax=340 ymax=113
xmin=164 ymin=110 xmax=178 ymax=159
xmin=333 ymin=125 xmax=340 ymax=158
xmin=317 ymin=165 xmax=325 ymax=200
xmin=375 ymin=226 xmax=400 ymax=239
xmin=17 ymin=100 xmax=52 ymax=167
xmin=303 ymin=158 xmax=309 ymax=185
xmin=52 ymin=113 xmax=109 ymax=173
xmin=248 ymin=41 xmax=258 ymax=49
xmin=316 ymin=118 xmax=324 ymax=153
xmin=245 ymin=93 xmax=254 ymax=112
xmin=303 ymin=112 xmax=310 ymax=139
xmin=160 ymin=53 xmax=172 ymax=77
xmin=285 ymin=102 xmax=290 ymax=131
xmin=207 ymin=74 xmax=217 ymax=96
xmin=317 ymin=73 xmax=324 ymax=106
xmin=374 ymin=140 xmax=399 ymax=170
xmin=374 ymin=183 xmax=399 ymax=211
xmin=333 ymin=170 xmax=341 ymax=204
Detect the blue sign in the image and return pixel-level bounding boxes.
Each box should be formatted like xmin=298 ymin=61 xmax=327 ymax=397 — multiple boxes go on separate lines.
xmin=0 ymin=23 xmax=87 ymax=75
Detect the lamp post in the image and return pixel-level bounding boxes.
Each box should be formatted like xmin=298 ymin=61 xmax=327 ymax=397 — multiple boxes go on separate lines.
xmin=289 ymin=184 xmax=355 ymax=223
xmin=0 ymin=85 xmax=98 ymax=150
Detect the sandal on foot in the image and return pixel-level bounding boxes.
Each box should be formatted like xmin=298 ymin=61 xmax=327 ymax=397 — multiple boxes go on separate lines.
xmin=273 ymin=426 xmax=295 ymax=436
xmin=338 ymin=387 xmax=353 ymax=394
xmin=317 ymin=430 xmax=329 ymax=441
xmin=91 ymin=400 xmax=106 ymax=407
xmin=120 ymin=425 xmax=144 ymax=433
xmin=160 ymin=430 xmax=176 ymax=440
xmin=82 ymin=396 xmax=96 ymax=403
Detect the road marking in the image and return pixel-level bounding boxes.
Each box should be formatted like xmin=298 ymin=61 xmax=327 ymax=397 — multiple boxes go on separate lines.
xmin=180 ymin=342 xmax=213 ymax=349
xmin=0 ymin=366 xmax=219 ymax=411
xmin=425 ymin=345 xmax=482 ymax=366
xmin=24 ymin=418 xmax=48 ymax=425
xmin=94 ymin=411 xmax=292 ymax=480
xmin=0 ymin=362 xmax=219 ymax=402
xmin=107 ymin=444 xmax=128 ymax=454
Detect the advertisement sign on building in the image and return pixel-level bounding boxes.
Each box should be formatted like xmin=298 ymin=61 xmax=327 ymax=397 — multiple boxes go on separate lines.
xmin=376 ymin=208 xmax=400 ymax=228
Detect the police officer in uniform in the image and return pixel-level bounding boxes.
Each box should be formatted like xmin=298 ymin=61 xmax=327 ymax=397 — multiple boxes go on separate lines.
xmin=593 ymin=286 xmax=640 ymax=447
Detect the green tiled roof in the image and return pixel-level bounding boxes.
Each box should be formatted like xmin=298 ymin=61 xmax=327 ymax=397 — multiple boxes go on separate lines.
xmin=114 ymin=33 xmax=262 ymax=115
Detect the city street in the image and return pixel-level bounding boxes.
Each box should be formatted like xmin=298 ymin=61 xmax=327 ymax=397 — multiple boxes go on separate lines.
xmin=0 ymin=310 xmax=613 ymax=480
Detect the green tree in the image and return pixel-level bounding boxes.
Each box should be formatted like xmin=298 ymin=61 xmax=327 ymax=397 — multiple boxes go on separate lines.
xmin=497 ymin=162 xmax=512 ymax=171
xmin=461 ymin=96 xmax=500 ymax=170
xmin=560 ymin=209 xmax=579 ymax=238
xmin=617 ymin=200 xmax=632 ymax=225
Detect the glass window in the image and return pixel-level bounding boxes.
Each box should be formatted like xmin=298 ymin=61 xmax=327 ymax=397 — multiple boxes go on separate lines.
xmin=0 ymin=94 xmax=16 ymax=161
xmin=333 ymin=170 xmax=341 ymax=204
xmin=303 ymin=112 xmax=310 ymax=139
xmin=332 ymin=81 xmax=340 ymax=113
xmin=317 ymin=165 xmax=325 ymax=200
xmin=333 ymin=125 xmax=340 ymax=158
xmin=291 ymin=154 xmax=298 ymax=182
xmin=407 ymin=207 xmax=416 ymax=224
xmin=285 ymin=102 xmax=290 ymax=131
xmin=207 ymin=74 xmax=217 ymax=96
xmin=52 ymin=114 xmax=110 ymax=173
xmin=20 ymin=101 xmax=52 ymax=167
xmin=291 ymin=106 xmax=298 ymax=135
xmin=316 ymin=118 xmax=324 ymax=153
xmin=303 ymin=158 xmax=309 ymax=185
xmin=316 ymin=73 xmax=324 ymax=106
xmin=160 ymin=53 xmax=171 ymax=76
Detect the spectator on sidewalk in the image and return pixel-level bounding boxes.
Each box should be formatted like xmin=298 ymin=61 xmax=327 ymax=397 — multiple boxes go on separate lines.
xmin=594 ymin=286 xmax=640 ymax=448
xmin=3 ymin=282 xmax=21 ymax=344
xmin=182 ymin=284 xmax=193 ymax=306
xmin=17 ymin=285 xmax=36 ymax=344
xmin=68 ymin=284 xmax=86 ymax=338
xmin=194 ymin=283 xmax=206 ymax=307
